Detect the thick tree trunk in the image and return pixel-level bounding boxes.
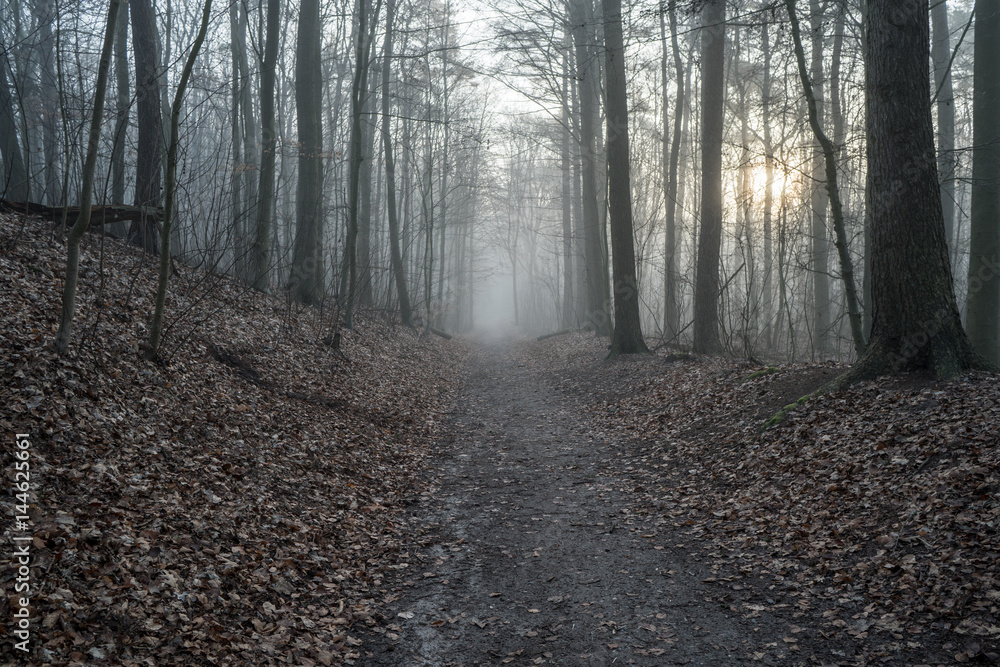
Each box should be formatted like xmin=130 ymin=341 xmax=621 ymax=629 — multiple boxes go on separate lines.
xmin=0 ymin=53 xmax=28 ymax=201
xmin=128 ymin=0 xmax=163 ymax=254
xmin=289 ymin=0 xmax=325 ymax=306
xmin=251 ymin=0 xmax=280 ymax=293
xmin=692 ymin=0 xmax=725 ymax=354
xmin=966 ymin=0 xmax=1000 ymax=364
xmin=604 ymin=0 xmax=649 ymax=356
xmin=844 ymin=0 xmax=991 ymax=383
xmin=570 ymin=0 xmax=610 ymax=336
xmin=34 ymin=0 xmax=59 ymax=206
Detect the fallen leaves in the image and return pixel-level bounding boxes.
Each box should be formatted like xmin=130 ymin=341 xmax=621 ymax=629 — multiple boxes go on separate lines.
xmin=0 ymin=213 xmax=466 ymax=665
xmin=531 ymin=332 xmax=1000 ymax=663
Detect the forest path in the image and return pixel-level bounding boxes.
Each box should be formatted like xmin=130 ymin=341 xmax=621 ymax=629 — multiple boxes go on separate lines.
xmin=356 ymin=338 xmax=779 ymax=666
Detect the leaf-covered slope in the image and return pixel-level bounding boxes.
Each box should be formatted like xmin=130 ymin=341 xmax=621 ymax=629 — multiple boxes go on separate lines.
xmin=0 ymin=213 xmax=465 ymax=665
xmin=533 ymin=333 xmax=1000 ymax=664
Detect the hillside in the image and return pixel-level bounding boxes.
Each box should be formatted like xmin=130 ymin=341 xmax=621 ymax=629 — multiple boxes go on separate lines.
xmin=0 ymin=213 xmax=465 ymax=665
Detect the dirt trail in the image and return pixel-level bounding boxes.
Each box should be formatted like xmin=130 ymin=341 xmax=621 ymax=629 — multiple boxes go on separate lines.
xmin=357 ymin=340 xmax=786 ymax=666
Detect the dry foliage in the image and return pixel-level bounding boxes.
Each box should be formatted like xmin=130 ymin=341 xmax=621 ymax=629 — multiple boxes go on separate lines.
xmin=0 ymin=213 xmax=465 ymax=665
xmin=532 ymin=333 xmax=1000 ymax=664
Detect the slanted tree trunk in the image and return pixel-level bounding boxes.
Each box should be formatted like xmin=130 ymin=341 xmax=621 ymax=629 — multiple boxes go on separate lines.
xmin=841 ymin=0 xmax=992 ymax=384
xmin=54 ymin=0 xmax=121 ymax=354
xmin=380 ymin=0 xmax=413 ymax=327
xmin=146 ymin=0 xmax=212 ymax=360
xmin=289 ymin=0 xmax=325 ymax=306
xmin=692 ymin=0 xmax=725 ymax=354
xmin=251 ymin=0 xmax=280 ymax=293
xmin=966 ymin=0 xmax=1000 ymax=364
xmin=128 ymin=0 xmax=163 ymax=254
xmin=786 ymin=0 xmax=866 ymax=356
xmin=604 ymin=0 xmax=648 ymax=356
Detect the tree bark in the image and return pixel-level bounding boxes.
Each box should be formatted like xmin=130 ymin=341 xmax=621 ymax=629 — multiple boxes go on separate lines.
xmin=966 ymin=0 xmax=1000 ymax=364
xmin=843 ymin=0 xmax=991 ymax=383
xmin=251 ymin=0 xmax=280 ymax=293
xmin=34 ymin=0 xmax=60 ymax=206
xmin=111 ymin=2 xmax=129 ymax=206
xmin=661 ymin=0 xmax=683 ymax=341
xmin=692 ymin=0 xmax=725 ymax=354
xmin=0 ymin=51 xmax=28 ymax=201
xmin=604 ymin=0 xmax=648 ymax=355
xmin=570 ymin=0 xmax=610 ymax=336
xmin=128 ymin=0 xmax=163 ymax=254
xmin=289 ymin=0 xmax=325 ymax=306
xmin=561 ymin=30 xmax=575 ymax=329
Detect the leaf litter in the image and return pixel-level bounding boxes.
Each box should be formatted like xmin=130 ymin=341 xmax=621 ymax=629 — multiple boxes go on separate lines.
xmin=0 ymin=213 xmax=465 ymax=665
xmin=534 ymin=332 xmax=1000 ymax=665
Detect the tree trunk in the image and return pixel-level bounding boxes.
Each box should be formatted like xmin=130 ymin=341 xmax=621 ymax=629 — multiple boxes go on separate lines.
xmin=604 ymin=0 xmax=648 ymax=355
xmin=662 ymin=0 xmax=683 ymax=341
xmin=966 ymin=0 xmax=1000 ymax=364
xmin=251 ymin=0 xmax=280 ymax=293
xmin=128 ymin=0 xmax=163 ymax=254
xmin=111 ymin=2 xmax=129 ymax=206
xmin=381 ymin=0 xmax=413 ymax=327
xmin=289 ymin=0 xmax=325 ymax=306
xmin=0 ymin=51 xmax=28 ymax=201
xmin=786 ymin=0 xmax=866 ymax=356
xmin=34 ymin=0 xmax=59 ymax=206
xmin=761 ymin=20 xmax=775 ymax=348
xmin=807 ymin=0 xmax=831 ymax=358
xmin=561 ymin=31 xmax=575 ymax=329
xmin=54 ymin=0 xmax=121 ymax=354
xmin=345 ymin=0 xmax=380 ymax=324
xmin=931 ymin=0 xmax=957 ymax=254
xmin=146 ymin=0 xmax=213 ymax=359
xmin=570 ymin=0 xmax=610 ymax=336
xmin=844 ymin=0 xmax=991 ymax=383
xmin=692 ymin=0 xmax=725 ymax=354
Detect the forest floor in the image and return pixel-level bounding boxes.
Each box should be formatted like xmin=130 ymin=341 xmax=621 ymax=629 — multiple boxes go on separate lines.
xmin=2 ymin=212 xmax=1000 ymax=666
xmin=0 ymin=213 xmax=465 ymax=665
xmin=355 ymin=334 xmax=1000 ymax=666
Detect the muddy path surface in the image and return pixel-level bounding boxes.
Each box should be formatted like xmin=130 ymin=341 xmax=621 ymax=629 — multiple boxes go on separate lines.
xmin=356 ymin=340 xmax=792 ymax=666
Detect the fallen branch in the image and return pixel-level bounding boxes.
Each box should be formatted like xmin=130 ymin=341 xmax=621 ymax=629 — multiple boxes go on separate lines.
xmin=0 ymin=198 xmax=163 ymax=227
xmin=429 ymin=327 xmax=452 ymax=340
